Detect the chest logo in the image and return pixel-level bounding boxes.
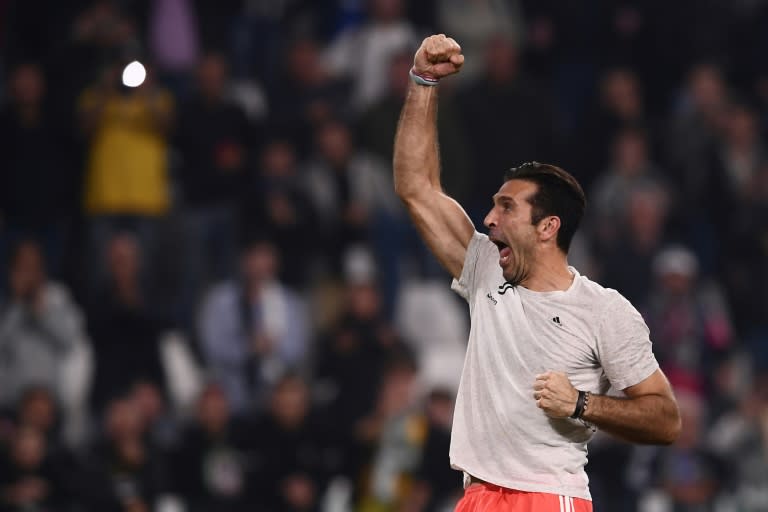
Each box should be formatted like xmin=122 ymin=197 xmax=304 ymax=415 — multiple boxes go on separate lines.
xmin=486 ymin=293 xmax=498 ymax=305
xmin=552 ymin=316 xmax=562 ymax=325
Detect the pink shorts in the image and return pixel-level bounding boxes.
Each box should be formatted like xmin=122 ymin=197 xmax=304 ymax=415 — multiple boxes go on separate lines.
xmin=455 ymin=482 xmax=593 ymax=512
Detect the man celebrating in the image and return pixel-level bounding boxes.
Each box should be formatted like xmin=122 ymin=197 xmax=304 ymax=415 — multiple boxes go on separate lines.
xmin=393 ymin=34 xmax=681 ymax=511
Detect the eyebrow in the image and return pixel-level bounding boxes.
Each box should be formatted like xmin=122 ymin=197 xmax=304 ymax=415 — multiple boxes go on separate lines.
xmin=492 ymin=194 xmax=515 ymax=204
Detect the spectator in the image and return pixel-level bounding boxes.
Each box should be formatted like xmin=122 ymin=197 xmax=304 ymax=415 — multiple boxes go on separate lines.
xmin=719 ymin=163 xmax=768 ymax=361
xmin=355 ymin=355 xmax=425 ymax=511
xmin=240 ymin=139 xmax=315 ymax=289
xmin=175 ymin=52 xmax=251 ymax=328
xmin=664 ymin=63 xmax=730 ymax=207
xmin=304 ymin=119 xmax=402 ymax=281
xmin=14 ymin=387 xmax=61 ymax=449
xmin=0 ymin=426 xmax=72 ymax=511
xmin=251 ymin=373 xmax=342 ymax=511
xmin=584 ymin=432 xmax=638 ymax=512
xmin=147 ymin=0 xmax=200 ymax=98
xmin=323 ymin=0 xmax=418 ymax=112
xmin=406 ymin=388 xmax=462 ymax=512
xmin=0 ymin=240 xmax=90 ymax=433
xmin=198 ymin=239 xmax=310 ymax=414
xmin=87 ymin=233 xmax=170 ymax=414
xmin=573 ymin=67 xmax=651 ymax=189
xmin=643 ymin=246 xmax=734 ymax=397
xmin=708 ymin=372 xmax=768 ymax=511
xmin=596 ymin=183 xmax=672 ymax=305
xmin=65 ymin=1 xmax=140 ymax=103
xmin=130 ymin=380 xmax=178 ymax=452
xmin=173 ymin=383 xmax=255 ymax=512
xmin=0 ymin=63 xmax=71 ymax=280
xmin=77 ymin=59 xmax=174 ymax=293
xmin=84 ymin=397 xmax=167 ymax=512
xmin=650 ymin=392 xmax=726 ymax=512
xmin=314 ymin=279 xmax=412 ymax=448
xmin=269 ymin=37 xmax=352 ymax=155
xmin=435 ymin=0 xmax=524 ymax=84
xmin=590 ymin=127 xmax=671 ymax=249
xmin=703 ymin=100 xmax=766 ymax=242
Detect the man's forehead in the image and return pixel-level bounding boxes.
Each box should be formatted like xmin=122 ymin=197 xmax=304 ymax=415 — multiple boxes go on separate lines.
xmin=494 ymin=179 xmax=537 ymax=200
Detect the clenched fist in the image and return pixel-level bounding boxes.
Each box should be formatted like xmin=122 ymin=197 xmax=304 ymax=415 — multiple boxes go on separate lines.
xmin=533 ymin=371 xmax=579 ymax=418
xmin=413 ymin=34 xmax=464 ymax=80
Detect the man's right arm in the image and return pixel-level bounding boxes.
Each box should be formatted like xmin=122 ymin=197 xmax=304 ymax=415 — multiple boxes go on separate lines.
xmin=393 ymin=35 xmax=475 ymax=279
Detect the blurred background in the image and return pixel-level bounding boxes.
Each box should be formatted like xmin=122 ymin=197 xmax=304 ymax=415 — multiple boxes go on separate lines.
xmin=0 ymin=0 xmax=767 ymax=511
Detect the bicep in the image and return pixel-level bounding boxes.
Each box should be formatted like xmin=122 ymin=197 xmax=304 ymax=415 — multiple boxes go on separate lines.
xmin=623 ymin=368 xmax=675 ymax=400
xmin=402 ymin=189 xmax=475 ymax=279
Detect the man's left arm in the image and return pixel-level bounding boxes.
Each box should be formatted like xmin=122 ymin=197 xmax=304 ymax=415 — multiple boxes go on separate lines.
xmin=533 ymin=369 xmax=682 ymax=445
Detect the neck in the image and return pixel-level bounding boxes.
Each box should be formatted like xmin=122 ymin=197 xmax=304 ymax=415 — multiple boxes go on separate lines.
xmin=520 ymin=253 xmax=574 ymax=292
xmin=17 ymin=103 xmax=40 ymax=126
xmin=115 ymin=277 xmax=141 ymax=306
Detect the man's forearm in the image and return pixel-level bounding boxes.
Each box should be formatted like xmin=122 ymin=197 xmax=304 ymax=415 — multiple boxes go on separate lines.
xmin=584 ymin=393 xmax=681 ymax=444
xmin=393 ymin=82 xmax=441 ymax=199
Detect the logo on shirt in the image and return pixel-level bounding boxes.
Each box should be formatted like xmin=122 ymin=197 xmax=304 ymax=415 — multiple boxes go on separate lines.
xmin=486 ymin=293 xmax=498 ymax=305
xmin=498 ymin=282 xmax=514 ymax=295
xmin=552 ymin=316 xmax=562 ymax=325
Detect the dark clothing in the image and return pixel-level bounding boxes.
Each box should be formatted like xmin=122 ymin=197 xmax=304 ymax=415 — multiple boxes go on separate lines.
xmin=87 ymin=289 xmax=169 ymax=413
xmin=572 ymin=107 xmax=648 ymax=189
xmin=0 ymin=106 xmax=68 ymax=229
xmin=314 ymin=315 xmax=411 ymax=440
xmin=0 ymin=447 xmax=74 ymax=512
xmin=79 ymin=440 xmax=166 ymax=512
xmin=654 ymin=446 xmax=727 ymax=512
xmin=267 ymin=77 xmax=351 ymax=156
xmin=175 ymin=97 xmax=251 ymax=208
xmin=415 ymin=422 xmax=462 ymax=512
xmin=239 ymin=172 xmax=315 ymax=288
xmin=719 ymin=201 xmax=768 ymax=344
xmin=173 ymin=421 xmax=256 ymax=512
xmin=596 ymin=234 xmax=660 ymax=306
xmin=250 ymin=413 xmax=343 ymax=512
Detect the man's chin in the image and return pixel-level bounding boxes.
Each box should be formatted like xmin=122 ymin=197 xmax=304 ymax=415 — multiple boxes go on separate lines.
xmin=501 ymin=266 xmax=526 ymax=287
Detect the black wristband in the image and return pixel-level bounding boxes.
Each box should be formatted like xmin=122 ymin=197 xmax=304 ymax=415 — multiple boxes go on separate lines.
xmin=571 ymin=390 xmax=587 ymax=419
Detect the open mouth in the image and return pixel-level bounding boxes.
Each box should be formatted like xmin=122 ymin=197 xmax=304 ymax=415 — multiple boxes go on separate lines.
xmin=492 ymin=239 xmax=512 ymax=266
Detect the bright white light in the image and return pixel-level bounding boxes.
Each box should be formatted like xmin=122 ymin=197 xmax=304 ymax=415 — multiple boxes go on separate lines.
xmin=122 ymin=61 xmax=146 ymax=88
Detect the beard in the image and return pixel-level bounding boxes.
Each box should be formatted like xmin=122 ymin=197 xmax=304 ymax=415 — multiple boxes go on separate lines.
xmin=502 ymin=242 xmax=532 ymax=287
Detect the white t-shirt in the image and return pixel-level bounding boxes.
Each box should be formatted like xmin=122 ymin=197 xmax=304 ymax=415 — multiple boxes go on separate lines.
xmin=449 ymin=232 xmax=659 ymax=500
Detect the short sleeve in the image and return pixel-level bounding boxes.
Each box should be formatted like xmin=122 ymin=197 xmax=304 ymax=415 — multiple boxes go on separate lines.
xmin=596 ymin=292 xmax=660 ymax=390
xmin=451 ymin=232 xmax=495 ymax=301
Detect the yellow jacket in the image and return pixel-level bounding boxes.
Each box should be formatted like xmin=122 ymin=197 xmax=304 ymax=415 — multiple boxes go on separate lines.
xmin=80 ymin=87 xmax=173 ymax=216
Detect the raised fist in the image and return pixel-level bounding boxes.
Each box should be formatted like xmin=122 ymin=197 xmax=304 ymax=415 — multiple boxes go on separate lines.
xmin=412 ymin=34 xmax=464 ymax=80
xmin=533 ymin=371 xmax=579 ymax=418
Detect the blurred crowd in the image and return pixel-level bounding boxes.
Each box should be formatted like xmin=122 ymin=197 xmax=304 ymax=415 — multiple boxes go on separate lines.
xmin=0 ymin=0 xmax=767 ymax=511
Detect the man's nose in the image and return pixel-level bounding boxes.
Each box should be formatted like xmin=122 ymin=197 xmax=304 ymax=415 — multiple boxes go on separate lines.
xmin=484 ymin=209 xmax=496 ymax=228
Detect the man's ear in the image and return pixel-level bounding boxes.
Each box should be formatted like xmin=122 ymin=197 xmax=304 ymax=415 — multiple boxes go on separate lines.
xmin=538 ymin=216 xmax=561 ymax=243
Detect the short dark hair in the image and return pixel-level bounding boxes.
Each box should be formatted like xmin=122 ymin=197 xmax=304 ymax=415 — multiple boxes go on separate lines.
xmin=503 ymin=162 xmax=586 ymax=253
